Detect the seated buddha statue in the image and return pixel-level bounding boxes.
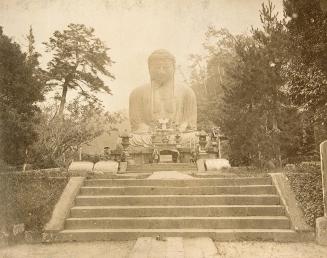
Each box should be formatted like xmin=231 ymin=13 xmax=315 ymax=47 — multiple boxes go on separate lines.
xmin=129 ymin=49 xmax=198 ymax=147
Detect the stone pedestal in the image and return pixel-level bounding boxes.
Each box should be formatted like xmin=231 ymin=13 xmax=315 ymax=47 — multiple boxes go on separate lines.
xmin=321 ymin=140 xmax=327 ymax=213
xmin=127 ymin=158 xmax=135 ymax=165
xmin=119 ymin=161 xmax=127 ymax=173
xmin=205 ymin=159 xmax=231 ymax=171
xmin=198 ymin=152 xmax=209 ymax=160
xmin=196 ymin=159 xmax=206 ymax=172
xmin=93 ymin=161 xmax=118 ymax=174
xmin=316 ymin=140 xmax=327 ymax=245
xmin=316 ymin=217 xmax=327 ymax=245
xmin=68 ymin=161 xmax=94 ymax=176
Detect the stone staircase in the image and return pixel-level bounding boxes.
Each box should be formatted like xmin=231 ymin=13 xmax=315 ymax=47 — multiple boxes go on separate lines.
xmin=57 ymin=175 xmax=310 ymax=242
xmin=127 ymin=162 xmax=197 ymax=172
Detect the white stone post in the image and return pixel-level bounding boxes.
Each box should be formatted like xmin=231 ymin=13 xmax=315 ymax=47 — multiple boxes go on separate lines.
xmin=218 ymin=135 xmax=221 ymax=159
xmin=79 ymin=147 xmax=82 ymax=161
xmin=316 ymin=140 xmax=327 ymax=245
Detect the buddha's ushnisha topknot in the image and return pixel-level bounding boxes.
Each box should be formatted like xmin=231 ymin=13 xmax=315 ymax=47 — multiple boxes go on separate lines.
xmin=148 ymin=49 xmax=175 ymax=64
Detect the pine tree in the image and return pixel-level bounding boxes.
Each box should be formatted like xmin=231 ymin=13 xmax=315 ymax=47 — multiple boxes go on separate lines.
xmin=44 ymin=23 xmax=115 ymax=116
xmin=0 ymin=27 xmax=44 ymax=165
xmin=283 ymin=0 xmax=327 ymax=153
xmin=219 ymin=1 xmax=299 ymax=166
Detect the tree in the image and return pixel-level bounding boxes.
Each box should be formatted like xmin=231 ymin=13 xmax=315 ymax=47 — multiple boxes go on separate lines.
xmin=220 ymin=35 xmax=272 ymax=165
xmin=250 ymin=1 xmax=290 ymax=165
xmin=284 ymin=0 xmax=327 ymax=74
xmin=0 ymin=27 xmax=44 ymax=165
xmin=44 ymin=23 xmax=115 ymax=116
xmin=283 ymin=0 xmax=327 ymax=153
xmin=29 ymin=98 xmax=122 ymax=168
xmin=189 ymin=54 xmax=213 ymax=130
xmin=211 ymin=1 xmax=300 ymax=166
xmin=26 ymin=26 xmax=47 ymax=92
xmin=190 ymin=28 xmax=237 ymax=131
xmin=26 ymin=26 xmax=39 ymax=69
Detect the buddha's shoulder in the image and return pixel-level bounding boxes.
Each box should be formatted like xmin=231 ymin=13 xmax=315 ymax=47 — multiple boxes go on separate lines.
xmin=130 ymin=84 xmax=151 ymax=98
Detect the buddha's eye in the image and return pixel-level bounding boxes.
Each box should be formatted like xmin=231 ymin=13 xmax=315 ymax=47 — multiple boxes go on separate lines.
xmin=151 ymin=62 xmax=173 ymax=70
xmin=154 ymin=65 xmax=167 ymax=69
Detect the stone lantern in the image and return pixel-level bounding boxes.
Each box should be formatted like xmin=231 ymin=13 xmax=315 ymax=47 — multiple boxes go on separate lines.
xmin=119 ymin=130 xmax=131 ymax=150
xmin=119 ymin=130 xmax=133 ymax=163
xmin=197 ymin=130 xmax=208 ymax=153
xmin=175 ymin=132 xmax=181 ymax=144
xmin=175 ymin=132 xmax=182 ymax=149
xmin=210 ymin=128 xmax=218 ymax=153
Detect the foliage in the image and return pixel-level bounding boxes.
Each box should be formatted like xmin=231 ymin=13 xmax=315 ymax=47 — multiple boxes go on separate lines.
xmin=80 ymin=153 xmax=101 ymax=163
xmin=190 ymin=28 xmax=237 ymax=131
xmin=282 ymin=0 xmax=327 ymax=149
xmin=189 ymin=0 xmax=327 ymax=166
xmin=0 ymin=172 xmax=69 ymax=242
xmin=220 ymin=1 xmax=297 ymax=166
xmin=0 ymin=27 xmax=44 ymax=165
xmin=286 ymin=163 xmax=324 ymax=227
xmin=26 ymin=26 xmax=48 ymax=94
xmin=28 ymin=98 xmax=122 ymax=168
xmin=44 ymin=23 xmax=115 ymax=115
xmin=284 ymin=0 xmax=327 ymax=74
xmin=189 ymin=54 xmax=215 ymax=131
xmin=0 ymin=160 xmax=17 ymax=173
xmin=191 ymin=1 xmax=310 ymax=166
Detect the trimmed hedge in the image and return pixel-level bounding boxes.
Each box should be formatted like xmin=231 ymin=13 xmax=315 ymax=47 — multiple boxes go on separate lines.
xmin=0 ymin=171 xmax=69 ymax=243
xmin=286 ymin=163 xmax=324 ymax=227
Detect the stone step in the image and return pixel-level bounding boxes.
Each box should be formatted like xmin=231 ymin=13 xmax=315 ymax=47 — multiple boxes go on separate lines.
xmin=65 ymin=216 xmax=290 ymax=230
xmin=70 ymin=205 xmax=285 ymax=217
xmin=126 ymin=168 xmax=197 ymax=172
xmin=84 ymin=177 xmax=272 ymax=187
xmin=79 ymin=185 xmax=276 ymax=195
xmin=58 ymin=228 xmax=314 ymax=242
xmin=127 ymin=166 xmax=197 ymax=168
xmin=75 ymin=194 xmax=280 ymax=206
xmin=128 ymin=163 xmax=196 ymax=167
xmin=127 ymin=164 xmax=197 ymax=172
xmin=127 ymin=164 xmax=196 ymax=167
xmin=143 ymin=167 xmax=197 ymax=169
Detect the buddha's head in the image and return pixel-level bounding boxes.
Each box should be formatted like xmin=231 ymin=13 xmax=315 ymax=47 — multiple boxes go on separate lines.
xmin=148 ymin=49 xmax=175 ymax=86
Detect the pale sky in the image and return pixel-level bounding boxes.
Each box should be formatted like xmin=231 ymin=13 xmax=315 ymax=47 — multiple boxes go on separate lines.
xmin=0 ymin=0 xmax=283 ymax=111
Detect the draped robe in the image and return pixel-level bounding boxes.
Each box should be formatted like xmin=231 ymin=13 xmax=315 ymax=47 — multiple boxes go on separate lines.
xmin=129 ymin=82 xmax=197 ymax=132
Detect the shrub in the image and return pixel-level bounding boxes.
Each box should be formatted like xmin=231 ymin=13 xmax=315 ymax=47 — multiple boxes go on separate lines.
xmin=0 ymin=171 xmax=69 ymax=243
xmin=286 ymin=163 xmax=324 ymax=227
xmin=80 ymin=153 xmax=101 ymax=163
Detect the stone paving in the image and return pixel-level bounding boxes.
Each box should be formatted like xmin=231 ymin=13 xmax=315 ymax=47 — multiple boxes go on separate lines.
xmin=1 ymin=238 xmax=327 ymax=258
xmin=129 ymin=237 xmax=218 ymax=258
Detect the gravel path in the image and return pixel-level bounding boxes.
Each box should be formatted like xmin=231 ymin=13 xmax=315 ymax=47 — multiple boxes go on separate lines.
xmin=0 ymin=241 xmax=135 ymax=258
xmin=1 ymin=240 xmax=327 ymax=258
xmin=215 ymin=241 xmax=327 ymax=258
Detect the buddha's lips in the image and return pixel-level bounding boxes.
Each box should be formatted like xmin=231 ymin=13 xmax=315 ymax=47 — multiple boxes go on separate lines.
xmin=152 ymin=77 xmax=169 ymax=84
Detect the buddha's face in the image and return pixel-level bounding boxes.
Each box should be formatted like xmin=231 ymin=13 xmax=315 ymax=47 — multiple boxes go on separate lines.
xmin=149 ymin=59 xmax=175 ymax=85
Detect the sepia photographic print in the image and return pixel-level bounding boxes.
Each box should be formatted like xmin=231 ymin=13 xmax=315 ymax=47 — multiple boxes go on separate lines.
xmin=1 ymin=0 xmax=327 ymax=257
